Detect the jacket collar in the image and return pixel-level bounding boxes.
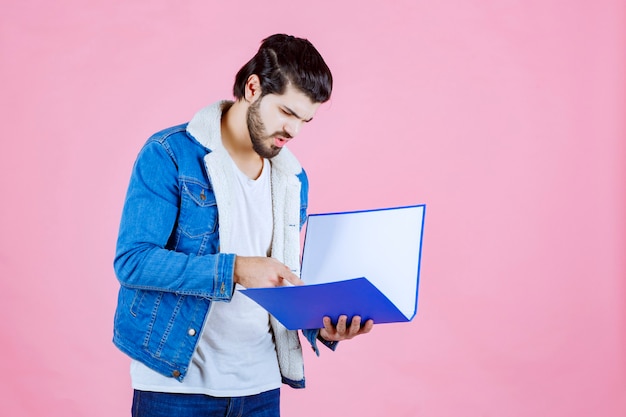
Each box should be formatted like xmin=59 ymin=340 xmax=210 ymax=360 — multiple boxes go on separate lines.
xmin=186 ymin=101 xmax=303 ymax=176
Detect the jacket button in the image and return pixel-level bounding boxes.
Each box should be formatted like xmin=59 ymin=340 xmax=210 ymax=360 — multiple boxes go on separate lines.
xmin=172 ymin=370 xmax=181 ymax=378
xmin=188 ymin=328 xmax=196 ymax=337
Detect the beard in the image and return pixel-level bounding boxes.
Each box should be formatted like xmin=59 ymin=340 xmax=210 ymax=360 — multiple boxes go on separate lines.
xmin=246 ymin=96 xmax=284 ymax=159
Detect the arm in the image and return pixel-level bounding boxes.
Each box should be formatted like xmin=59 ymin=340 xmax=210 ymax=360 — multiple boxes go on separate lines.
xmin=114 ymin=140 xmax=302 ymax=298
xmin=113 ymin=140 xmax=235 ymax=299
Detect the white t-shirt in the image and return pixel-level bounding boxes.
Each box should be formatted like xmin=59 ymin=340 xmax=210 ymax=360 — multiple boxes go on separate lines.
xmin=131 ymin=158 xmax=280 ymax=396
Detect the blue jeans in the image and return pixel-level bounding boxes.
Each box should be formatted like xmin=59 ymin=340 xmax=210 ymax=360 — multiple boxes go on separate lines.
xmin=131 ymin=389 xmax=280 ymax=417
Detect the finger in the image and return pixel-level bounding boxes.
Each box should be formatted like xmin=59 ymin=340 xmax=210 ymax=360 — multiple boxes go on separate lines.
xmin=280 ymin=269 xmax=304 ymax=286
xmin=360 ymin=319 xmax=374 ymax=334
xmin=336 ymin=315 xmax=347 ymax=334
xmin=322 ymin=316 xmax=334 ymax=335
xmin=348 ymin=316 xmax=362 ymax=336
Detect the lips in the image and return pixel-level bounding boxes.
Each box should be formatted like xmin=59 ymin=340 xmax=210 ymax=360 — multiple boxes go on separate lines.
xmin=274 ymin=137 xmax=287 ymax=148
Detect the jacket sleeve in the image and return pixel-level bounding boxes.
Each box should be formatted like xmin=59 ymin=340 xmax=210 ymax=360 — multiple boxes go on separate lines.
xmin=113 ymin=139 xmax=235 ymax=301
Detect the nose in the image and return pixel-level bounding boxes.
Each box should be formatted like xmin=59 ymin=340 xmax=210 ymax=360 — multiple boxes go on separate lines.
xmin=284 ymin=120 xmax=303 ymax=138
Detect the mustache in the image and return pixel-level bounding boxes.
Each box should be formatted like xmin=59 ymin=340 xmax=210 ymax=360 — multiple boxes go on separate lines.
xmin=268 ymin=131 xmax=292 ymax=140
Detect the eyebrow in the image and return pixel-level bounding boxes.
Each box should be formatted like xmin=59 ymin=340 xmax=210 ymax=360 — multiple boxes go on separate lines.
xmin=283 ymin=106 xmax=314 ymax=123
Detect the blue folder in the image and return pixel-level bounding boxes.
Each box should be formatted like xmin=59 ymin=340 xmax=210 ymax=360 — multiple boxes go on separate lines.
xmin=241 ymin=205 xmax=426 ymax=330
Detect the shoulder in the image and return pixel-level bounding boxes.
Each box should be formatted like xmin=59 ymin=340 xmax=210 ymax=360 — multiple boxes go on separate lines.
xmin=141 ymin=123 xmax=207 ymax=163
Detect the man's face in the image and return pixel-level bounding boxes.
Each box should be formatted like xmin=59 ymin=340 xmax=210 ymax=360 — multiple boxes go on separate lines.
xmin=247 ymin=84 xmax=321 ymax=159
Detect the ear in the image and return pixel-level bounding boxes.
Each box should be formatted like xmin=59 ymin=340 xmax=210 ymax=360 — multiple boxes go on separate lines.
xmin=244 ymin=74 xmax=262 ymax=103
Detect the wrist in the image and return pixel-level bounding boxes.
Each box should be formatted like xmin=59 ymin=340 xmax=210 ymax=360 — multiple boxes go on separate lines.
xmin=233 ymin=255 xmax=240 ymax=284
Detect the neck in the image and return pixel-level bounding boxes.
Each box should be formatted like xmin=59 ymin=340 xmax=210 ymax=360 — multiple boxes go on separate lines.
xmin=221 ymin=100 xmax=264 ymax=179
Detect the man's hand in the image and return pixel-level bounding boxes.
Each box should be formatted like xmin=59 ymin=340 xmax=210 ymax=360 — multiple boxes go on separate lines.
xmin=319 ymin=315 xmax=374 ymax=342
xmin=234 ymin=256 xmax=304 ymax=288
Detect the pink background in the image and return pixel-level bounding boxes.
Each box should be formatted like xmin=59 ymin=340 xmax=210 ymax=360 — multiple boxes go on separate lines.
xmin=1 ymin=1 xmax=624 ymax=416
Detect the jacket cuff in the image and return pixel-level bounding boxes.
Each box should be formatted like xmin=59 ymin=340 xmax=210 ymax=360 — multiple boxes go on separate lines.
xmin=303 ymin=328 xmax=338 ymax=356
xmin=212 ymin=253 xmax=236 ymax=300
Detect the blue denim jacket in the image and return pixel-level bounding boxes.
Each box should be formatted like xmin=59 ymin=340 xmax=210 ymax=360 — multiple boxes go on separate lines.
xmin=113 ymin=102 xmax=334 ymax=388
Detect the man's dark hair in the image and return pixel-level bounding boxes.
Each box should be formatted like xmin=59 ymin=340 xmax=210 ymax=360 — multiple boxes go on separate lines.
xmin=233 ymin=34 xmax=333 ymax=103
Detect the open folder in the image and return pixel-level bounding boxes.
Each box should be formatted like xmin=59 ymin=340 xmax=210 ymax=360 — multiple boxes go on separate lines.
xmin=240 ymin=204 xmax=426 ymax=330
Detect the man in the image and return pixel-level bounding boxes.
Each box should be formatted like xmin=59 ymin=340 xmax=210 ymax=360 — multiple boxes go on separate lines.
xmin=113 ymin=34 xmax=373 ymax=417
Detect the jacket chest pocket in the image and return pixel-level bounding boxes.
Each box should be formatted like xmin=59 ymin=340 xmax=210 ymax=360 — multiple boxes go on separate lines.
xmin=178 ymin=179 xmax=218 ymax=238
